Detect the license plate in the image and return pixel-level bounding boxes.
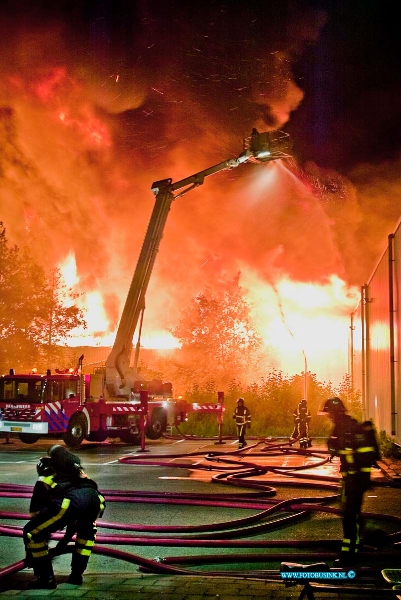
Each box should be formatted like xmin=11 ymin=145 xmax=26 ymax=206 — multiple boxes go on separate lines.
xmin=11 ymin=427 xmax=22 ymax=432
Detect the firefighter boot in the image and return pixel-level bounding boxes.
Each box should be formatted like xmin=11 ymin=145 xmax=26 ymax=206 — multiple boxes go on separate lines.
xmin=67 ymin=572 xmax=83 ymax=585
xmin=27 ymin=558 xmax=56 ymax=589
xmin=67 ymin=550 xmax=87 ymax=585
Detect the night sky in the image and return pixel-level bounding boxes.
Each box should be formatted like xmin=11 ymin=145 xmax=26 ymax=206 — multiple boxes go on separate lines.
xmin=1 ymin=0 xmax=400 ymax=380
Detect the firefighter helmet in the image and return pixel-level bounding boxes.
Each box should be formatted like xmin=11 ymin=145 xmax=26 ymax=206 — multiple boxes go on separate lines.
xmin=36 ymin=456 xmax=55 ymax=477
xmin=48 ymin=444 xmax=82 ymax=479
xmin=236 ymin=397 xmax=244 ymax=404
xmin=318 ymin=397 xmax=347 ymax=415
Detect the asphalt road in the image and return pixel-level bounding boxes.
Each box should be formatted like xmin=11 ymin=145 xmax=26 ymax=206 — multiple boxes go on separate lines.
xmin=0 ymin=434 xmax=400 ymax=580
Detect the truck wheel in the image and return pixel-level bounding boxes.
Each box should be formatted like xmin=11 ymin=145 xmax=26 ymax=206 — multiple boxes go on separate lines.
xmin=146 ymin=408 xmax=167 ymax=440
xmin=18 ymin=433 xmax=41 ymax=444
xmin=64 ymin=414 xmax=87 ymax=449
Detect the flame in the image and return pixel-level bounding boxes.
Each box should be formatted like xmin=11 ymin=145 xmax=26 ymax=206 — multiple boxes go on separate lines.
xmin=139 ymin=331 xmax=180 ymax=350
xmin=67 ymin=291 xmax=110 ymax=345
xmin=59 ymin=252 xmax=79 ymax=287
xmin=57 ymin=251 xmax=111 ymax=345
xmin=59 ymin=252 xmax=180 ymax=349
xmin=62 ymin=249 xmax=359 ymax=384
xmin=244 ymin=271 xmax=360 ymax=380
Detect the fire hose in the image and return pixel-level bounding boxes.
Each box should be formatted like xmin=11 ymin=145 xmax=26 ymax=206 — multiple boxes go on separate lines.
xmin=0 ymin=443 xmax=400 ymax=596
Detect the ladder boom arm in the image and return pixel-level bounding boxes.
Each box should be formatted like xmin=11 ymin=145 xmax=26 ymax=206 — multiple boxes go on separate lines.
xmin=105 ymin=129 xmax=292 ymax=394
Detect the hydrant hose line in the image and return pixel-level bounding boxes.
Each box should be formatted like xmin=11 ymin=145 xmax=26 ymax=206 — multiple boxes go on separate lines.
xmin=0 ymin=443 xmax=399 ymax=593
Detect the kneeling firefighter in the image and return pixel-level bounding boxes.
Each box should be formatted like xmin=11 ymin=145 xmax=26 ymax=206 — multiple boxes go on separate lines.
xmin=24 ymin=445 xmax=106 ymax=589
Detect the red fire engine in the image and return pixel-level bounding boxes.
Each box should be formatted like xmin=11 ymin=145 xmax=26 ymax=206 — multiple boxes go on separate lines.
xmin=0 ymin=129 xmax=291 ymax=449
xmin=0 ymin=361 xmax=224 ymax=448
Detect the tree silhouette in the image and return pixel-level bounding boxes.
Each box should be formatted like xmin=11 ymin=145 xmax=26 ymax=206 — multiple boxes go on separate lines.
xmin=171 ymin=273 xmax=263 ymax=389
xmin=0 ymin=222 xmax=86 ymax=372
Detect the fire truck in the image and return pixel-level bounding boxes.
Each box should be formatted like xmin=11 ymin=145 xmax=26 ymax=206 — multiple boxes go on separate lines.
xmin=0 ymin=129 xmax=291 ymax=449
xmin=0 ymin=360 xmax=224 ymax=448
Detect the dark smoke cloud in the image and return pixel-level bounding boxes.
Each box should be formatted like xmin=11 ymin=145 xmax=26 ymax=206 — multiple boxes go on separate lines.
xmin=0 ymin=1 xmax=400 ymax=371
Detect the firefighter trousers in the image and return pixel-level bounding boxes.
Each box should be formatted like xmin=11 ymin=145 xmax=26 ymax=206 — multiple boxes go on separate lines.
xmin=340 ymin=472 xmax=370 ymax=557
xmin=24 ymin=498 xmax=98 ymax=579
xmin=236 ymin=424 xmax=247 ymax=446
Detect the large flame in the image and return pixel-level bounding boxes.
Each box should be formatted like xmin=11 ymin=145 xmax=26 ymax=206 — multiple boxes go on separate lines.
xmin=61 ymin=244 xmax=359 ymax=381
xmin=245 ymin=272 xmax=360 ymax=381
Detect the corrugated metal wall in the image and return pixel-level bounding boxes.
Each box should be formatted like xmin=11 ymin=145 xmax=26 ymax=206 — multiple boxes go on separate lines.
xmin=392 ymin=232 xmax=401 ymax=443
xmin=365 ymin=250 xmax=391 ymax=434
xmin=351 ymin=229 xmax=401 ymax=446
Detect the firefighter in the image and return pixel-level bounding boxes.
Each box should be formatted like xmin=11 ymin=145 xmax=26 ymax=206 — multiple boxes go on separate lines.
xmin=233 ymin=397 xmax=251 ymax=449
xmin=23 ymin=445 xmax=106 ymax=589
xmin=289 ymin=398 xmax=312 ymax=448
xmin=318 ymin=397 xmax=380 ymax=566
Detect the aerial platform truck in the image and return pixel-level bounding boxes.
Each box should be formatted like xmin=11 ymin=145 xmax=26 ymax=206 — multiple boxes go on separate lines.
xmin=0 ymin=129 xmax=291 ymax=449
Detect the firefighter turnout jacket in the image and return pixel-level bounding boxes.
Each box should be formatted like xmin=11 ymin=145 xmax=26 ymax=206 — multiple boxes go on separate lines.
xmin=233 ymin=405 xmax=252 ymax=428
xmin=24 ymin=459 xmax=106 ymax=585
xmin=328 ymin=415 xmax=380 ymax=477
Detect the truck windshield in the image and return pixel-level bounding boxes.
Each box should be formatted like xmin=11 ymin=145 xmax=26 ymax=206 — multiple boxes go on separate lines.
xmin=0 ymin=378 xmax=78 ymax=403
xmin=0 ymin=379 xmax=43 ymax=403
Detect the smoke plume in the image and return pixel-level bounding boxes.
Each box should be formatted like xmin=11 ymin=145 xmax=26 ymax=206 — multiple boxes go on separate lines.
xmin=1 ymin=1 xmax=400 ymax=382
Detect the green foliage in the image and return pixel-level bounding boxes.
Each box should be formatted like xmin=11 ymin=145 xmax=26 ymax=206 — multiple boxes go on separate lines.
xmin=184 ymin=380 xmax=218 ymax=403
xmin=176 ymin=369 xmax=358 ymax=439
xmin=0 ymin=222 xmax=86 ymax=372
xmin=333 ymin=373 xmax=362 ymax=420
xmin=378 ymin=430 xmax=396 ymax=458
